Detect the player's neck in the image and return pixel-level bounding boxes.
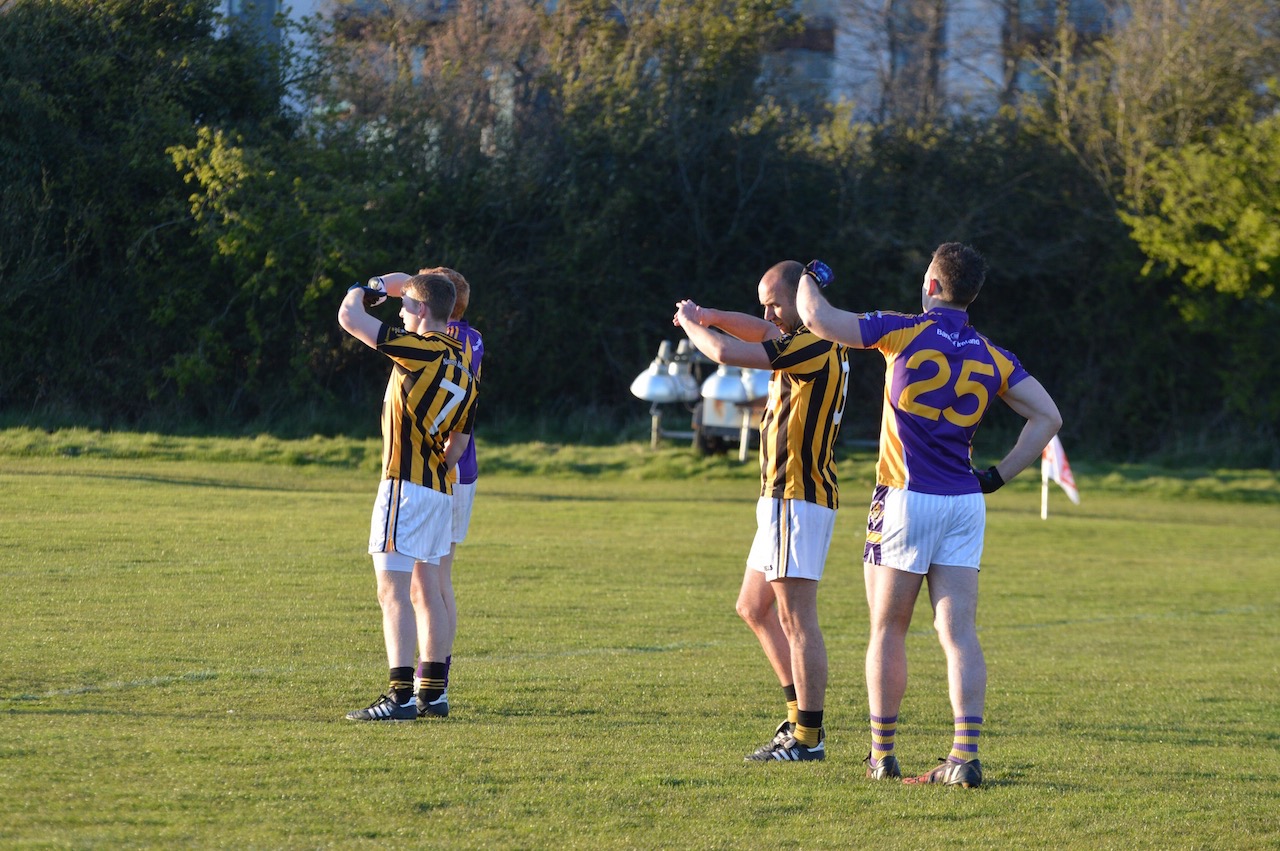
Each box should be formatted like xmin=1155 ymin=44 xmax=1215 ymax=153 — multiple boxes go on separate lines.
xmin=924 ymin=297 xmax=966 ymax=313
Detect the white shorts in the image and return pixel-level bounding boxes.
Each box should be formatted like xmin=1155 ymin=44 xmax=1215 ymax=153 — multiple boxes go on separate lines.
xmin=746 ymin=497 xmax=836 ymax=582
xmin=863 ymin=484 xmax=985 ymax=574
xmin=368 ymin=478 xmax=453 ymax=569
xmin=452 ymin=481 xmax=476 ymax=544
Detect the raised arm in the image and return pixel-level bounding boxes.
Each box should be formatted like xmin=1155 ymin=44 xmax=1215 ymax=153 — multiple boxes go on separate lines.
xmin=337 ymin=285 xmax=385 ymax=350
xmin=685 ymin=304 xmax=779 ymax=343
xmin=990 ymin=376 xmax=1063 ymax=482
xmin=674 ymin=300 xmax=773 ymax=370
xmin=369 ymin=271 xmax=411 ymax=298
xmin=796 ymin=273 xmax=865 ymax=348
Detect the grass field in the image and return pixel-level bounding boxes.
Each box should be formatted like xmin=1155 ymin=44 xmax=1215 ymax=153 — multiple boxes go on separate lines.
xmin=1 ymin=431 xmax=1278 ymax=848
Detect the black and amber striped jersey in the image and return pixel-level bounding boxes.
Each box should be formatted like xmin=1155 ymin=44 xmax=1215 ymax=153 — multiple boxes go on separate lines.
xmin=758 ymin=327 xmax=850 ymax=509
xmin=375 ymin=325 xmax=478 ymax=493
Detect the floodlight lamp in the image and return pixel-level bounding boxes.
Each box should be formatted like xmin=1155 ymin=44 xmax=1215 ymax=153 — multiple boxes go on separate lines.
xmin=742 ymin=368 xmax=772 ymax=400
xmin=666 ymin=345 xmax=701 ymax=402
xmin=630 ymin=341 xmax=681 ymax=403
xmin=701 ymin=364 xmax=750 ymax=403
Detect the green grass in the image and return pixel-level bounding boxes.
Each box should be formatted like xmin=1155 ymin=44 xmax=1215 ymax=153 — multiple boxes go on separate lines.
xmin=1 ymin=431 xmax=1277 ymax=848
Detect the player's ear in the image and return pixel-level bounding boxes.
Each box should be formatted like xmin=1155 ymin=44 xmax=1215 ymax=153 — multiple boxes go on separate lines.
xmin=926 ymin=277 xmax=941 ymax=296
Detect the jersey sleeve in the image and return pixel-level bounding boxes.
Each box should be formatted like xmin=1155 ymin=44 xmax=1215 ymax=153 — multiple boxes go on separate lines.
xmin=857 ymin=310 xmax=921 ymax=353
xmin=762 ymin=329 xmax=839 ymax=374
xmin=986 ymin=338 xmax=1030 ymax=394
xmin=377 ymin=325 xmax=448 ymax=371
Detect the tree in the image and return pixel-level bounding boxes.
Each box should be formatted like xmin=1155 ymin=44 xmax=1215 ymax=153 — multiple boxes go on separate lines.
xmin=1023 ymin=0 xmax=1280 ymax=200
xmin=0 ymin=0 xmax=293 ymax=421
xmin=1118 ymin=108 xmax=1280 ymax=429
xmin=1122 ymin=108 xmax=1280 ymax=305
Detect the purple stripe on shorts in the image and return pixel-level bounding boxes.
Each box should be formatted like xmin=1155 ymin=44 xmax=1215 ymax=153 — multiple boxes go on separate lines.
xmin=864 ymin=484 xmax=888 ymax=564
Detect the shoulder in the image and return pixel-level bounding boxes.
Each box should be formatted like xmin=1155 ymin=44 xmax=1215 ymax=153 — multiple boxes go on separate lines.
xmin=857 ymin=309 xmax=925 ymax=336
xmin=863 ymin=309 xmax=924 ymax=328
xmin=768 ymin=328 xmax=846 ymax=369
xmin=784 ymin=327 xmax=846 ymax=351
xmin=448 ymin=321 xmax=484 ymax=346
xmin=974 ymin=331 xmax=1028 ymax=383
xmin=853 ymin=310 xmax=931 ymax=350
xmin=379 ymin=328 xmax=459 ymax=359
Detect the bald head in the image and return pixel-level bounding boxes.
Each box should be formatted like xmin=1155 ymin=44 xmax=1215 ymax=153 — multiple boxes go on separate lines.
xmin=759 ymin=261 xmax=804 ymax=334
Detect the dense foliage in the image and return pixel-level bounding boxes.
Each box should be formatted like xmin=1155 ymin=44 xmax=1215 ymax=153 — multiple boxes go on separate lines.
xmin=0 ymin=0 xmax=1275 ymax=463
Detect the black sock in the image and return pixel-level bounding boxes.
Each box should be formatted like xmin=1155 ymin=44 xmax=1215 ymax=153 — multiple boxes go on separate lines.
xmin=389 ymin=666 xmax=414 ymax=702
xmin=418 ymin=661 xmax=448 ymax=700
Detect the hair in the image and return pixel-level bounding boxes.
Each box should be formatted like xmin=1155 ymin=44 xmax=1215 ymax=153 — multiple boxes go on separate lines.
xmin=766 ymin=260 xmax=804 ymax=293
xmin=930 ymin=243 xmax=988 ymax=306
xmin=419 ymin=265 xmax=469 ymax=320
xmin=403 ymin=273 xmax=456 ymax=323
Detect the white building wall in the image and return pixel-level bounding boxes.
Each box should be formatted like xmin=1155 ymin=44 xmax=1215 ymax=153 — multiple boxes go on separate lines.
xmin=825 ymin=0 xmax=1010 ymax=120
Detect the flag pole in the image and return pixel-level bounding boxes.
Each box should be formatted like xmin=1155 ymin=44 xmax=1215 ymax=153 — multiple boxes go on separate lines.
xmin=1040 ymin=457 xmax=1050 ymax=520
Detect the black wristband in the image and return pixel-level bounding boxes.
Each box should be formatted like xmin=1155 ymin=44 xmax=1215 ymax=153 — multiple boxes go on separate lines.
xmin=974 ymin=465 xmax=1005 ymax=494
xmin=803 ymin=259 xmax=834 ymax=289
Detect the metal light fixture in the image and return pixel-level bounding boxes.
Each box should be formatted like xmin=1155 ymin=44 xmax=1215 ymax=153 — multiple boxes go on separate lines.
xmin=700 ymin=364 xmax=750 ymax=403
xmin=630 ymin=340 xmax=681 ymax=403
xmin=741 ymin=368 xmax=771 ymax=401
xmin=667 ymin=339 xmax=701 ymax=402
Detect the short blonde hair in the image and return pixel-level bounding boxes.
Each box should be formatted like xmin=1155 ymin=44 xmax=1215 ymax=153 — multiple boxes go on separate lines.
xmin=419 ymin=265 xmax=469 ymax=320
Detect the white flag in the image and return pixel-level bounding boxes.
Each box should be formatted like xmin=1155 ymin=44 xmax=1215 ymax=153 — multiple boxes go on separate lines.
xmin=1041 ymin=435 xmax=1080 ymax=505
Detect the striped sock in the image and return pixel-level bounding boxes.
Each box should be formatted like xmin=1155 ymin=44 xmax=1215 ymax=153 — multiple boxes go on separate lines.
xmin=870 ymin=713 xmax=898 ymax=764
xmin=783 ymin=683 xmax=799 ymax=725
xmin=949 ymin=716 xmax=982 ymax=763
xmin=416 ymin=661 xmax=447 ymax=701
xmin=389 ymin=666 xmax=414 ymax=702
xmin=794 ymin=710 xmax=823 ymax=748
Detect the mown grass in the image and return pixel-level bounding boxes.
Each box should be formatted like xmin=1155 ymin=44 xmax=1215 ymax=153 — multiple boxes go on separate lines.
xmin=0 ymin=430 xmax=1277 ymax=848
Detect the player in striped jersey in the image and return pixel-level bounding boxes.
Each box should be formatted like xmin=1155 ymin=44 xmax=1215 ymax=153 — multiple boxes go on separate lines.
xmin=338 ymin=272 xmax=478 ymax=722
xmin=797 ymin=243 xmax=1061 ymax=786
xmin=411 ymin=264 xmax=485 ymax=718
xmin=674 ymin=260 xmax=850 ymax=762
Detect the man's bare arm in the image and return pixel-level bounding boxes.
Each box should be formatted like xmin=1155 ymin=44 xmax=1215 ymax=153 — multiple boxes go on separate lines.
xmin=992 ymin=377 xmax=1063 ymax=481
xmin=796 ymin=274 xmax=865 ymax=348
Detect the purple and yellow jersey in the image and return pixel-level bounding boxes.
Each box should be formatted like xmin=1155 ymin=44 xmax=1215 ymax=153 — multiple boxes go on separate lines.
xmin=758 ymin=328 xmax=850 ymax=509
xmin=376 ymin=325 xmax=478 ymax=494
xmin=447 ymin=319 xmax=484 ymax=485
xmin=857 ymin=307 xmax=1029 ymax=495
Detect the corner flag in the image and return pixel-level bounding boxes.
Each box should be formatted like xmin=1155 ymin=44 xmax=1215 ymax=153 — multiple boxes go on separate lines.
xmin=1041 ymin=435 xmax=1079 ymax=519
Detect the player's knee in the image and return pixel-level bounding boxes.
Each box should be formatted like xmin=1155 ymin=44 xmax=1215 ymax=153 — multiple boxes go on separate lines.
xmin=735 ymin=597 xmax=768 ymax=628
xmin=409 ymin=582 xmax=428 ymax=610
xmin=934 ymin=616 xmax=978 ymax=650
xmin=375 ymin=582 xmax=402 ymax=612
xmin=778 ymin=610 xmax=820 ymax=642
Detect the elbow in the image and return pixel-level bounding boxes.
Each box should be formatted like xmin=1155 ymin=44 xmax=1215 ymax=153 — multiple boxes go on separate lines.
xmin=688 ymin=335 xmax=725 ymax=363
xmin=337 ymin=304 xmax=357 ymax=335
xmin=1042 ymin=408 xmax=1063 ymax=437
xmin=1048 ymin=400 xmax=1064 ymax=433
